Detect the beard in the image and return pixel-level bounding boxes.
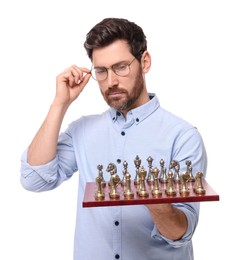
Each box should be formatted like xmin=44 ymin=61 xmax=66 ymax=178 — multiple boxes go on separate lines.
xmin=103 ymin=67 xmax=144 ymax=112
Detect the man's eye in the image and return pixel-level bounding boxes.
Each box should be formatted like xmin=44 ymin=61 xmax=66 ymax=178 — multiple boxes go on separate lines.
xmin=115 ymin=64 xmax=127 ymax=71
xmin=95 ymin=68 xmax=106 ymax=74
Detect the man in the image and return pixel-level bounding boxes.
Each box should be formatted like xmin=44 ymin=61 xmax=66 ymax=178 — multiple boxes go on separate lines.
xmin=20 ymin=18 xmax=207 ymax=260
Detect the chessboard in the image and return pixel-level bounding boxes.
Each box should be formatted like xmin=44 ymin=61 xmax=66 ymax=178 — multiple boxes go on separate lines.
xmin=82 ymin=179 xmax=219 ymax=208
xmin=82 ymin=157 xmax=219 ymax=208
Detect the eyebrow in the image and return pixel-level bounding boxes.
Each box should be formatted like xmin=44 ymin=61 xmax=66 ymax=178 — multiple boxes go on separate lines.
xmin=93 ymin=60 xmax=129 ymax=69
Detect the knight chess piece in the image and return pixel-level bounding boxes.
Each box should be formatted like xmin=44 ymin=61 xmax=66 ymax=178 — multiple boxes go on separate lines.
xmin=169 ymin=160 xmax=181 ymax=183
xmin=165 ymin=171 xmax=177 ymax=196
xmin=146 ymin=156 xmax=154 ymax=184
xmin=106 ymin=162 xmax=117 ymax=186
xmin=186 ymin=160 xmax=195 ymax=182
xmin=109 ymin=173 xmax=121 ymax=199
xmin=151 ymin=167 xmax=162 ymax=197
xmin=134 ymin=155 xmax=141 ymax=185
xmin=180 ymin=172 xmax=190 ymax=196
xmin=137 ymin=166 xmax=149 ymax=197
xmin=194 ymin=172 xmax=206 ymax=194
xmin=124 ymin=172 xmax=134 ymax=199
xmin=95 ymin=176 xmax=105 ymax=200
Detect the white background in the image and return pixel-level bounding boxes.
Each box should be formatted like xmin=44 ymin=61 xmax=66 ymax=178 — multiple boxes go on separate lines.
xmin=0 ymin=0 xmax=234 ymax=259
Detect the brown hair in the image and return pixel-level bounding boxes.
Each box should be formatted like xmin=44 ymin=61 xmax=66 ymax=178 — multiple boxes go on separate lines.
xmin=84 ymin=18 xmax=147 ymax=61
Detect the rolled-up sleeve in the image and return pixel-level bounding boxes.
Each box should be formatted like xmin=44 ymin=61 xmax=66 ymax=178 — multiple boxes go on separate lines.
xmin=151 ymin=202 xmax=199 ymax=248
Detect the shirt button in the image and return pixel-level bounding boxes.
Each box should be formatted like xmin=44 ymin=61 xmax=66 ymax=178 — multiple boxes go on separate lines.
xmin=117 ymin=112 xmax=121 ymax=116
xmin=114 ymin=221 xmax=119 ymax=226
xmin=136 ymin=118 xmax=139 ymax=122
xmin=115 ymin=254 xmax=120 ymax=259
xmin=121 ymin=131 xmax=125 ymax=136
xmin=117 ymin=159 xmax=121 ymax=164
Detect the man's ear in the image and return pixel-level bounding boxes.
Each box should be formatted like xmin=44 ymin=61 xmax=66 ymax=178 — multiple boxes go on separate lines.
xmin=141 ymin=51 xmax=151 ymax=73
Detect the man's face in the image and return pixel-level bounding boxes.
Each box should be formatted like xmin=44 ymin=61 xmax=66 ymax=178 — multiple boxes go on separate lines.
xmin=92 ymin=40 xmax=146 ymax=114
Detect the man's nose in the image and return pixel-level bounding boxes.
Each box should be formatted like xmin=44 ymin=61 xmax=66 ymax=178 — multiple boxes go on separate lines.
xmin=106 ymin=68 xmax=119 ymax=85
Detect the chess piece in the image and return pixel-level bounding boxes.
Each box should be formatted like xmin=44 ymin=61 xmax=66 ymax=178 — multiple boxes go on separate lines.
xmin=151 ymin=167 xmax=162 ymax=197
xmin=134 ymin=155 xmax=141 ymax=185
xmin=146 ymin=156 xmax=154 ymax=184
xmin=121 ymin=161 xmax=128 ymax=186
xmin=194 ymin=172 xmax=206 ymax=194
xmin=97 ymin=164 xmax=106 ymax=187
xmin=165 ymin=171 xmax=176 ymax=196
xmin=186 ymin=160 xmax=195 ymax=182
xmin=179 ymin=172 xmax=190 ymax=196
xmin=95 ymin=176 xmax=105 ymax=200
xmin=124 ymin=172 xmax=134 ymax=199
xmin=106 ymin=163 xmax=117 ymax=186
xmin=137 ymin=166 xmax=149 ymax=197
xmin=109 ymin=173 xmax=121 ymax=199
xmin=169 ymin=160 xmax=181 ymax=183
xmin=159 ymin=159 xmax=168 ymax=183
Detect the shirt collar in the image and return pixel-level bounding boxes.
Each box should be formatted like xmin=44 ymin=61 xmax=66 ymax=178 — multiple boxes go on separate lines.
xmin=109 ymin=93 xmax=160 ymax=124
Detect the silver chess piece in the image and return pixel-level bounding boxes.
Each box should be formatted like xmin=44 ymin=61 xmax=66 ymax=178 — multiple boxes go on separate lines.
xmin=97 ymin=164 xmax=106 ymax=187
xmin=186 ymin=160 xmax=195 ymax=182
xmin=146 ymin=156 xmax=154 ymax=184
xmin=159 ymin=159 xmax=168 ymax=183
xmin=95 ymin=176 xmax=105 ymax=200
xmin=169 ymin=160 xmax=181 ymax=183
xmin=134 ymin=155 xmax=141 ymax=185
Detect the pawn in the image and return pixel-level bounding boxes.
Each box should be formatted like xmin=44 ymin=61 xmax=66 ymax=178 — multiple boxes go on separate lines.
xmin=165 ymin=171 xmax=176 ymax=196
xmin=194 ymin=172 xmax=206 ymax=194
xmin=95 ymin=176 xmax=105 ymax=200
xmin=124 ymin=173 xmax=134 ymax=199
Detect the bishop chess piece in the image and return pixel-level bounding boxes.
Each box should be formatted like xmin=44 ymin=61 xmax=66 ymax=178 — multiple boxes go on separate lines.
xmin=151 ymin=167 xmax=162 ymax=197
xmin=194 ymin=172 xmax=206 ymax=194
xmin=146 ymin=156 xmax=154 ymax=184
xmin=137 ymin=166 xmax=149 ymax=197
xmin=180 ymin=172 xmax=190 ymax=196
xmin=159 ymin=159 xmax=168 ymax=183
xmin=124 ymin=172 xmax=134 ymax=199
xmin=97 ymin=164 xmax=106 ymax=187
xmin=121 ymin=161 xmax=128 ymax=186
xmin=95 ymin=176 xmax=105 ymax=200
xmin=134 ymin=155 xmax=141 ymax=185
xmin=165 ymin=171 xmax=177 ymax=196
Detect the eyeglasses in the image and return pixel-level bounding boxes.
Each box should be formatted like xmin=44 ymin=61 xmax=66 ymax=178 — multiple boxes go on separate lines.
xmin=91 ymin=58 xmax=136 ymax=82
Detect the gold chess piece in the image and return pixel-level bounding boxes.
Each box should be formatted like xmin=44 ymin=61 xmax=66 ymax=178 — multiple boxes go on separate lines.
xmin=124 ymin=172 xmax=134 ymax=199
xmin=180 ymin=172 xmax=190 ymax=196
xmin=186 ymin=160 xmax=195 ymax=182
xmin=109 ymin=174 xmax=121 ymax=199
xmin=97 ymin=164 xmax=106 ymax=187
xmin=165 ymin=171 xmax=176 ymax=196
xmin=137 ymin=166 xmax=149 ymax=197
xmin=194 ymin=172 xmax=206 ymax=194
xmin=95 ymin=176 xmax=105 ymax=200
xmin=151 ymin=167 xmax=162 ymax=197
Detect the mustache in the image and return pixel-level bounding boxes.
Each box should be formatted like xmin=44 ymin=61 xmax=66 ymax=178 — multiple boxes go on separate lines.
xmin=105 ymin=87 xmax=127 ymax=96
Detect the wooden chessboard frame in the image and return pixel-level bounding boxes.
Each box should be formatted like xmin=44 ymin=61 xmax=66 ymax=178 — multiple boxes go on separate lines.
xmin=82 ymin=179 xmax=219 ymax=208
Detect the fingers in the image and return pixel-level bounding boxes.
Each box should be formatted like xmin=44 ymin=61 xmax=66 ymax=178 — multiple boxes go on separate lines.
xmin=59 ymin=65 xmax=91 ymax=88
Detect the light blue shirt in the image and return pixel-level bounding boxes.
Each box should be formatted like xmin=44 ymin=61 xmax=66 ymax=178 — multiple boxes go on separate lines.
xmin=21 ymin=93 xmax=207 ymax=260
